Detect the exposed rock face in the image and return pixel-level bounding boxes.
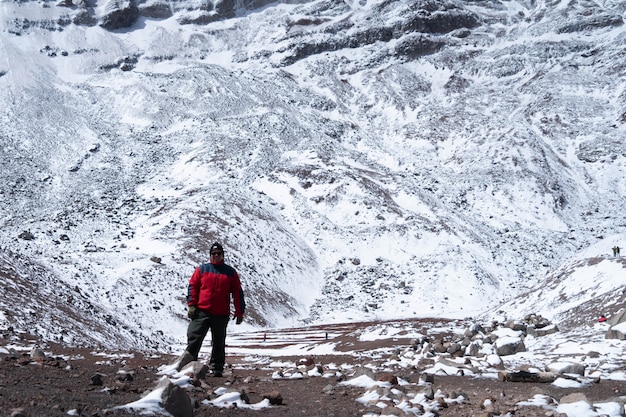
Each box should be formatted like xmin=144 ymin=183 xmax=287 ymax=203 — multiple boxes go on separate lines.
xmin=557 ymin=14 xmax=623 ymax=34
xmin=99 ymin=0 xmax=139 ymax=30
xmin=214 ymin=0 xmax=237 ymax=18
xmin=73 ymin=9 xmax=97 ymax=25
xmin=393 ymin=34 xmax=446 ymax=59
xmin=138 ymin=0 xmax=172 ymax=19
xmin=98 ymin=0 xmax=480 ymax=62
xmin=277 ymin=1 xmax=479 ymax=66
xmin=400 ymin=5 xmax=480 ymax=33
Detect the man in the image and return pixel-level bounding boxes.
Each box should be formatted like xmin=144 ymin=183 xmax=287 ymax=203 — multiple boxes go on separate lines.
xmin=181 ymin=242 xmax=245 ymax=376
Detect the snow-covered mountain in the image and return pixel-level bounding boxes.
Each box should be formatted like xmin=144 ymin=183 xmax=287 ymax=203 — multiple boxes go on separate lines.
xmin=1 ymin=0 xmax=625 ymax=350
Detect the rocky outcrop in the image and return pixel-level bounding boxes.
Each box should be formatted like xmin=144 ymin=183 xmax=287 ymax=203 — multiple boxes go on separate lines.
xmin=277 ymin=3 xmax=479 ymax=66
xmin=176 ymin=0 xmax=280 ymax=24
xmin=393 ymin=34 xmax=446 ymax=59
xmin=400 ymin=7 xmax=480 ymax=34
xmin=557 ymin=14 xmax=623 ymax=34
xmin=99 ymin=0 xmax=139 ymax=30
xmin=138 ymin=0 xmax=172 ymax=19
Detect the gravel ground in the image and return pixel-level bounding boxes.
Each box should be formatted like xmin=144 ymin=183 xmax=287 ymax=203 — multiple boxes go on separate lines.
xmin=3 ymin=327 xmax=626 ymax=417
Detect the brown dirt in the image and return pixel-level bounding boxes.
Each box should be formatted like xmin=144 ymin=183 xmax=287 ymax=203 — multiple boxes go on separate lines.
xmin=2 ymin=327 xmax=626 ymax=417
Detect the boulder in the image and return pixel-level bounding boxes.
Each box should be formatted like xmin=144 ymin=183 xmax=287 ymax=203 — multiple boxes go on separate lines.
xmin=158 ymin=380 xmax=193 ymax=417
xmin=498 ymin=370 xmax=556 ymax=383
xmin=495 ymin=337 xmax=525 ymax=356
xmin=546 ymin=361 xmax=585 ymax=376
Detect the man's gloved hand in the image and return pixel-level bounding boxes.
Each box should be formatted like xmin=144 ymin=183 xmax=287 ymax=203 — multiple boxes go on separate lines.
xmin=235 ymin=316 xmax=243 ymax=325
xmin=187 ymin=306 xmax=197 ymax=319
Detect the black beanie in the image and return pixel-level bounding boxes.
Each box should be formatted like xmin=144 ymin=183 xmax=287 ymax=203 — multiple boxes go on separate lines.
xmin=210 ymin=242 xmax=224 ymax=253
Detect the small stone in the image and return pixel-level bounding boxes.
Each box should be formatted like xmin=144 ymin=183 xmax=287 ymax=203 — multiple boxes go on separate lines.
xmin=30 ymin=348 xmax=47 ymax=361
xmin=262 ymin=390 xmax=283 ymax=405
xmin=10 ymin=408 xmax=28 ymax=417
xmin=91 ymin=373 xmax=104 ymax=386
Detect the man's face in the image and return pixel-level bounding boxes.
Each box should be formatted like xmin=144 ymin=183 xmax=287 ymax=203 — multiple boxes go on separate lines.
xmin=210 ymin=250 xmax=224 ymax=261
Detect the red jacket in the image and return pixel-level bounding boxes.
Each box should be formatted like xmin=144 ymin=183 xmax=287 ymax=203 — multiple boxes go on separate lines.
xmin=187 ymin=261 xmax=245 ymax=317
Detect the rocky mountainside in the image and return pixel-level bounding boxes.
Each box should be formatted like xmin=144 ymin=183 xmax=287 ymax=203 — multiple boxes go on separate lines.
xmin=0 ymin=0 xmax=625 ymax=350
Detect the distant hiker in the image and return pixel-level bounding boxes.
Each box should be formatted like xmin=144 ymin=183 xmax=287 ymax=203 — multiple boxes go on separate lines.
xmin=599 ymin=315 xmax=607 ymax=323
xmin=180 ymin=242 xmax=245 ymax=377
xmin=613 ymin=246 xmax=617 ymax=257
xmin=618 ymin=246 xmax=621 ymax=257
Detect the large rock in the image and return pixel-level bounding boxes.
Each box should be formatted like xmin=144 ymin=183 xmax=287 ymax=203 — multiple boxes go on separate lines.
xmin=495 ymin=337 xmax=526 ymax=356
xmin=527 ymin=323 xmax=559 ymax=337
xmin=498 ymin=370 xmax=556 ymax=383
xmin=605 ymin=326 xmax=626 ymax=340
xmin=546 ymin=361 xmax=585 ymax=376
xmin=158 ymin=380 xmax=193 ymax=417
xmin=605 ymin=309 xmax=626 ymax=339
xmin=174 ymin=350 xmax=195 ymax=372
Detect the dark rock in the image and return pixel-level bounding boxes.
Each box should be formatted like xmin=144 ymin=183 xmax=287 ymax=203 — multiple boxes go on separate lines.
xmin=421 ymin=373 xmax=435 ymax=384
xmin=18 ymin=231 xmax=35 ymax=241
xmin=99 ymin=0 xmax=139 ymax=30
xmin=214 ymin=0 xmax=236 ymax=18
xmin=239 ymin=389 xmax=250 ymax=404
xmin=174 ymin=350 xmax=194 ymax=372
xmin=378 ymin=374 xmax=398 ymax=385
xmin=138 ymin=0 xmax=172 ymax=19
xmin=177 ymin=11 xmax=221 ymax=25
xmin=262 ymin=390 xmax=283 ymax=405
xmin=116 ymin=371 xmax=134 ymax=382
xmin=557 ymin=14 xmax=623 ymax=34
xmin=498 ymin=370 xmax=557 ymax=383
xmin=160 ymin=380 xmax=193 ymax=417
xmin=401 ymin=8 xmax=479 ymax=34
xmin=73 ymin=9 xmax=97 ymax=25
xmin=91 ymin=373 xmax=104 ymax=386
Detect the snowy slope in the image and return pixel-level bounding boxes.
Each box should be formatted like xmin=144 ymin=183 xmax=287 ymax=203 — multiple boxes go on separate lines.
xmin=0 ymin=0 xmax=625 ymax=349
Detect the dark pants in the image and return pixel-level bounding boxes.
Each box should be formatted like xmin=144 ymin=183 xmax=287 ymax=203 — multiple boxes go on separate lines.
xmin=186 ymin=310 xmax=230 ymax=372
